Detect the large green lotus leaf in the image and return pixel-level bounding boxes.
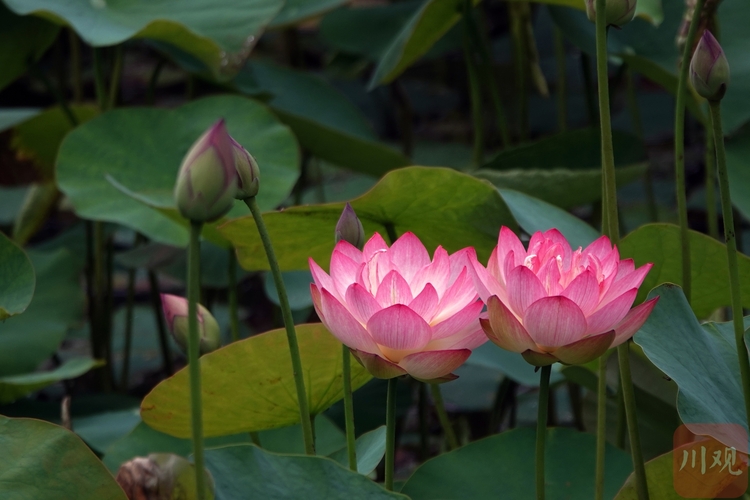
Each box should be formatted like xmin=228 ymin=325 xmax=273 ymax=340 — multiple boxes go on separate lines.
xmin=635 ymin=285 xmax=749 ymax=451
xmin=726 ymin=127 xmax=750 ymax=222
xmin=401 ymin=427 xmax=632 ymax=499
xmin=73 ymin=409 xmax=141 ymax=454
xmin=0 ymin=4 xmax=59 ymax=92
xmin=497 ymin=188 xmax=600 ymax=250
xmin=476 ymin=163 xmax=646 ymax=210
xmin=11 ymin=105 xmax=98 ymax=180
xmin=141 ymin=323 xmax=371 ymax=438
xmin=619 ymin=224 xmax=750 ymax=318
xmin=3 ymin=0 xmax=284 ymax=80
xmin=482 ymin=129 xmax=646 ymax=171
xmin=615 ymin=451 xmax=711 ymax=500
xmin=0 ymin=357 xmax=102 ymax=404
xmin=0 ymin=416 xmax=126 ymax=499
xmin=221 ymin=166 xmax=516 ymax=271
xmin=241 ymin=61 xmax=408 ymax=176
xmin=0 ymin=249 xmax=83 ymax=376
xmin=56 ymin=95 xmax=299 ymax=247
xmin=0 ymin=232 xmax=34 ymax=320
xmin=269 ymin=0 xmax=348 ymax=28
xmin=204 ymin=444 xmax=407 ymax=500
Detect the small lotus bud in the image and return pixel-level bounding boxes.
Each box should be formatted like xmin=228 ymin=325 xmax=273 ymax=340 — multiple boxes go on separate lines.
xmin=116 ymin=453 xmax=215 ymax=500
xmin=174 ymin=119 xmax=238 ymax=222
xmin=230 ymin=137 xmax=260 ymax=200
xmin=690 ymin=30 xmax=730 ymax=101
xmin=335 ymin=203 xmax=365 ymax=250
xmin=161 ymin=294 xmax=221 ymax=355
xmin=585 ymin=0 xmax=636 ymax=27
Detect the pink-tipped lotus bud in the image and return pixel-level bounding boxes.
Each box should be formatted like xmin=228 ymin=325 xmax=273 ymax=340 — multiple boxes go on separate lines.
xmin=174 ymin=119 xmax=238 ymax=222
xmin=161 ymin=294 xmax=221 ymax=355
xmin=690 ymin=30 xmax=730 ymax=101
xmin=116 ymin=453 xmax=215 ymax=500
xmin=230 ymin=137 xmax=260 ymax=200
xmin=335 ymin=203 xmax=365 ymax=250
xmin=585 ymin=0 xmax=636 ymax=27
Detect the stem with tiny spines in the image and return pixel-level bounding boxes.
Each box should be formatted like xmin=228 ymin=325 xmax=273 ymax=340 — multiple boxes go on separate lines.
xmin=536 ymin=365 xmax=551 ymax=500
xmin=594 ymin=352 xmax=609 ymax=500
xmin=462 ymin=0 xmax=484 ymax=166
xmin=228 ymin=250 xmax=240 ymax=343
xmin=342 ymin=345 xmax=357 ymax=471
xmin=385 ymin=377 xmax=398 ymax=490
xmin=430 ymin=383 xmax=459 ymax=450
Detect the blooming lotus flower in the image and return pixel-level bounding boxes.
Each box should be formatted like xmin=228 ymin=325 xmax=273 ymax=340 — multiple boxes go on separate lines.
xmin=309 ymin=232 xmax=487 ymax=383
xmin=174 ymin=119 xmax=237 ymax=222
xmin=230 ymin=137 xmax=260 ymax=200
xmin=585 ymin=0 xmax=636 ymax=27
xmin=161 ymin=294 xmax=221 ymax=355
xmin=690 ymin=30 xmax=730 ymax=102
xmin=472 ymin=227 xmax=658 ymax=366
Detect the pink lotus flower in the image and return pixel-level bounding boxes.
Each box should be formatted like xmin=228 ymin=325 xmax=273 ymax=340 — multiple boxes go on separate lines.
xmin=309 ymin=232 xmax=487 ymax=383
xmin=473 ymin=227 xmax=658 ymax=366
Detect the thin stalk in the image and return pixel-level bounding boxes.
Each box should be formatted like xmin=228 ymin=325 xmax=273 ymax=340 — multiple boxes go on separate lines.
xmin=462 ymin=1 xmax=484 ymax=166
xmin=553 ymin=26 xmax=567 ymax=133
xmin=595 ymin=352 xmax=609 ymax=500
xmin=489 ymin=378 xmax=516 ymax=433
xmin=69 ymin=30 xmax=82 ymax=103
xmin=709 ymin=101 xmax=750 ymax=432
xmin=245 ymin=197 xmax=315 ymax=454
xmin=342 ymin=345 xmax=357 ymax=471
xmin=92 ymin=221 xmax=112 ymax=390
xmin=618 ymin=344 xmax=649 ymax=499
xmin=390 ymin=81 xmax=414 ymax=157
xmin=509 ymin=2 xmax=530 ymax=142
xmin=188 ymin=222 xmax=207 ymax=500
xmin=92 ymin=48 xmax=108 ymax=111
xmin=146 ymin=59 xmax=166 ymax=106
xmin=536 ymin=365 xmax=551 ymax=500
xmin=581 ymin=53 xmax=598 ymax=126
xmin=625 ymin=66 xmax=658 ymax=222
xmin=705 ymin=127 xmax=719 ymax=239
xmin=615 ymin=384 xmax=627 ymax=449
xmin=385 ymin=378 xmax=398 ymax=490
xmin=430 ymin=383 xmax=459 ymax=451
xmin=249 ymin=432 xmax=261 ymax=446
xmin=674 ymin=0 xmax=705 ymax=304
xmin=148 ymin=271 xmax=174 ymax=375
xmin=418 ymin=382 xmax=429 ymax=460
xmin=27 ymin=63 xmax=78 ymax=127
xmin=228 ymin=250 xmax=240 ymax=342
xmin=120 ymin=268 xmax=136 ymax=390
xmin=107 ymin=45 xmax=123 ymax=110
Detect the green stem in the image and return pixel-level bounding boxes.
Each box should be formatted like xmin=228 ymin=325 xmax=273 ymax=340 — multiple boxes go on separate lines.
xmin=92 ymin=48 xmax=108 ymax=111
xmin=430 ymin=383 xmax=459 ymax=450
xmin=342 ymin=345 xmax=357 ymax=471
xmin=625 ymin=66 xmax=658 ymax=222
xmin=418 ymin=382 xmax=429 ymax=460
xmin=27 ymin=63 xmax=78 ymax=127
xmin=188 ymin=222 xmax=207 ymax=500
xmin=536 ymin=365 xmax=551 ymax=500
xmin=120 ymin=268 xmax=136 ymax=390
xmin=391 ymin=81 xmax=414 ymax=157
xmin=705 ymin=127 xmax=719 ymax=239
xmin=245 ymin=197 xmax=315 ymax=455
xmin=146 ymin=59 xmax=165 ymax=106
xmin=709 ymin=101 xmax=750 ymax=432
xmin=228 ymin=250 xmax=240 ymax=343
xmin=553 ymin=27 xmax=567 ymax=133
xmin=615 ymin=383 xmax=627 ymax=449
xmin=385 ymin=377 xmax=398 ymax=490
xmin=618 ymin=343 xmax=649 ymax=499
xmin=674 ymin=0 xmax=705 ymax=304
xmin=69 ymin=30 xmax=82 ymax=103
xmin=249 ymin=432 xmax=261 ymax=446
xmin=462 ymin=1 xmax=484 ymax=166
xmin=581 ymin=54 xmax=598 ymax=127
xmin=107 ymin=45 xmax=123 ymax=110
xmin=594 ymin=352 xmax=609 ymax=500
xmin=148 ymin=270 xmax=174 ymax=375
xmin=509 ymin=2 xmax=530 ymax=142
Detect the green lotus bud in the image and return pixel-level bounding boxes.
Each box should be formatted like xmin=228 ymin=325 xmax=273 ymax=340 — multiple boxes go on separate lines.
xmin=115 ymin=453 xmax=215 ymax=500
xmin=335 ymin=203 xmax=365 ymax=251
xmin=174 ymin=119 xmax=238 ymax=222
xmin=690 ymin=30 xmax=730 ymax=101
xmin=161 ymin=294 xmax=221 ymax=355
xmin=585 ymin=0 xmax=636 ymax=27
xmin=230 ymin=137 xmax=260 ymax=200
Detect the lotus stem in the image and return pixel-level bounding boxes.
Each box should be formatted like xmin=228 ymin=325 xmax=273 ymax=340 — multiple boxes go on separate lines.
xmin=462 ymin=0 xmax=484 ymax=166
xmin=188 ymin=221 xmax=207 ymax=500
xmin=148 ymin=270 xmax=174 ymax=375
xmin=343 ymin=345 xmax=357 ymax=471
xmin=245 ymin=197 xmax=315 ymax=455
xmin=709 ymin=101 xmax=750 ymax=432
xmin=120 ymin=268 xmax=136 ymax=389
xmin=107 ymin=45 xmax=123 ymax=110
xmin=554 ymin=26 xmax=567 ymax=133
xmin=385 ymin=377 xmax=398 ymax=490
xmin=705 ymin=127 xmax=719 ymax=239
xmin=228 ymin=249 xmax=240 ymax=343
xmin=430 ymin=383 xmax=459 ymax=451
xmin=536 ymin=365 xmax=551 ymax=500
xmin=594 ymin=353 xmax=609 ymax=500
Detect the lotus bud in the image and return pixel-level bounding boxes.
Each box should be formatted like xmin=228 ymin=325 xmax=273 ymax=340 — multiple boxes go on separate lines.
xmin=231 ymin=137 xmax=260 ymax=200
xmin=115 ymin=453 xmax=215 ymax=500
xmin=161 ymin=294 xmax=221 ymax=355
xmin=335 ymin=203 xmax=365 ymax=251
xmin=690 ymin=30 xmax=730 ymax=101
xmin=174 ymin=119 xmax=238 ymax=222
xmin=585 ymin=0 xmax=637 ymax=27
